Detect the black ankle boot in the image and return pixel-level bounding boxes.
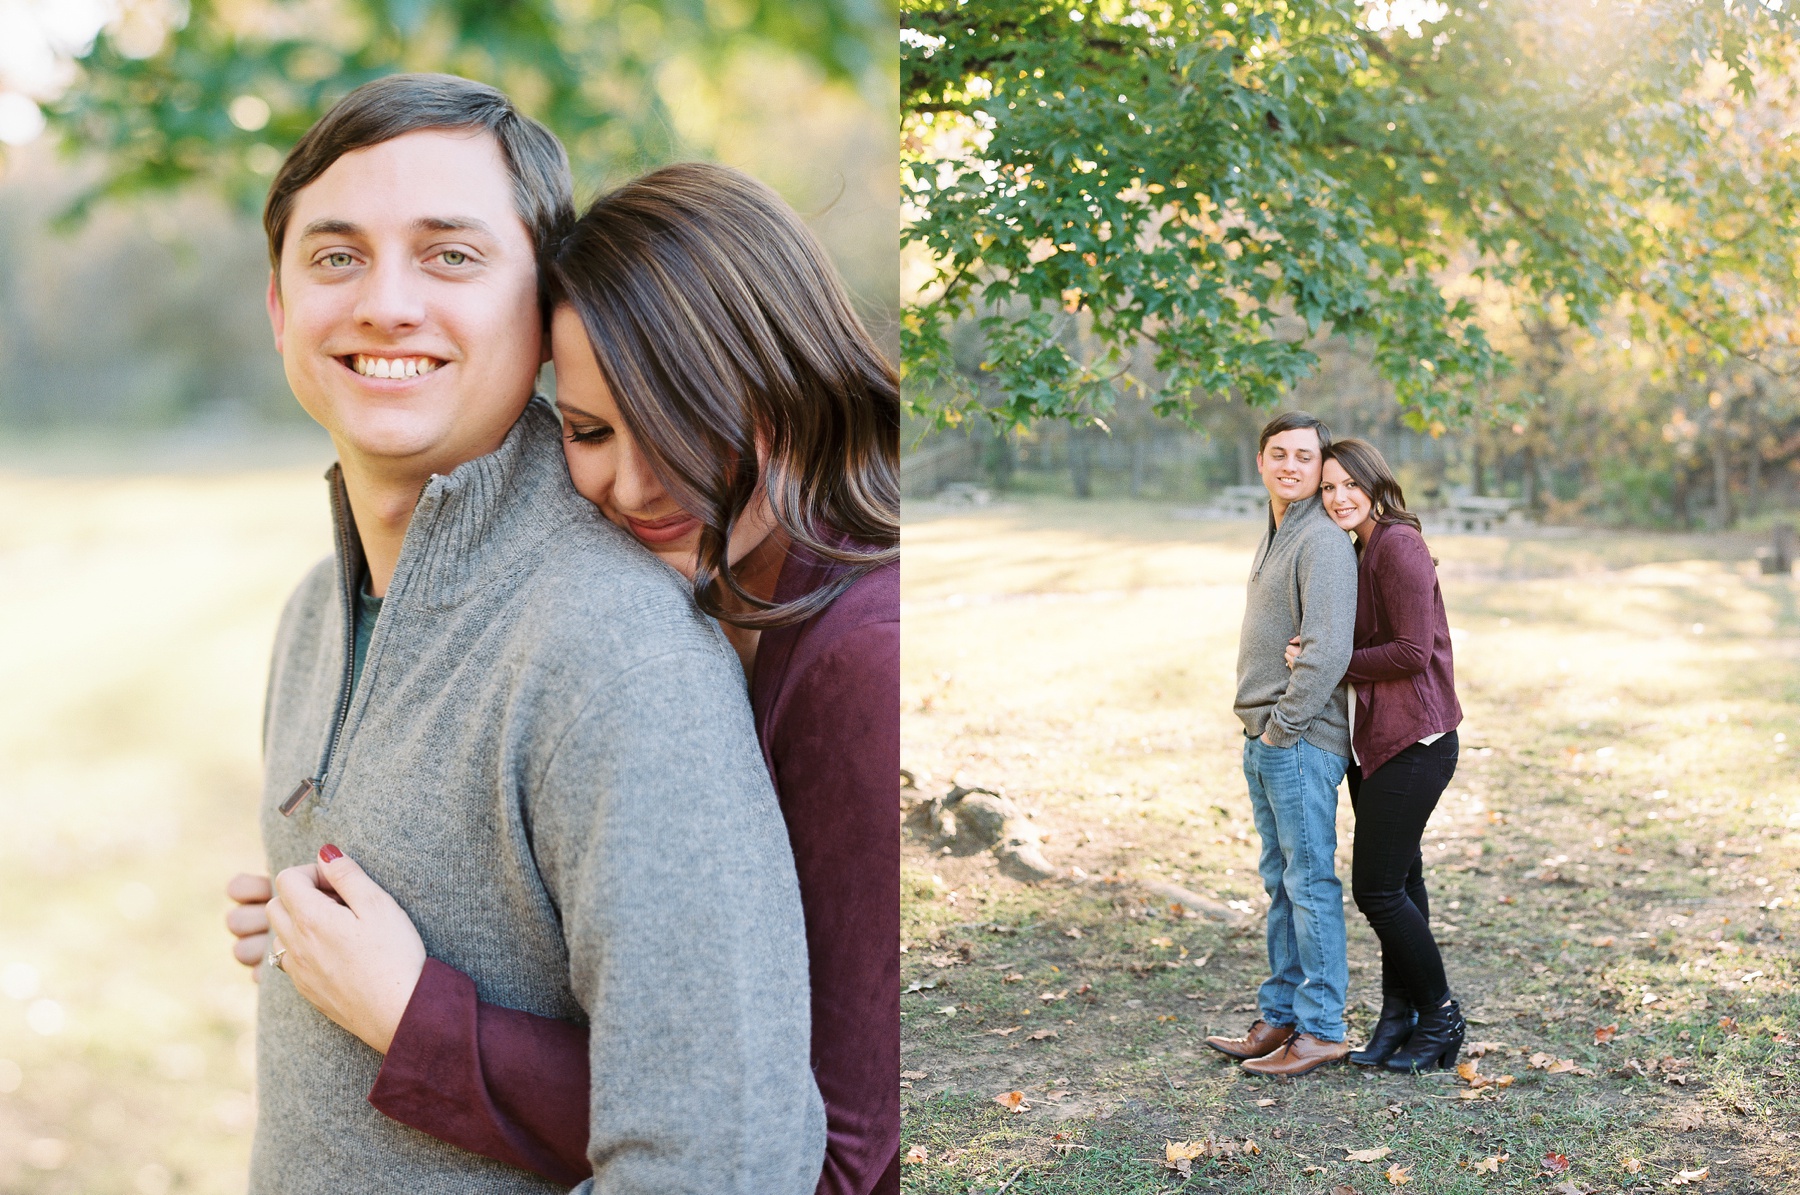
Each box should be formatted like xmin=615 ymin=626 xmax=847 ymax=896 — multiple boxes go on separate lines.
xmin=1381 ymin=998 xmax=1465 ymax=1073
xmin=1349 ymin=989 xmax=1416 ymax=1066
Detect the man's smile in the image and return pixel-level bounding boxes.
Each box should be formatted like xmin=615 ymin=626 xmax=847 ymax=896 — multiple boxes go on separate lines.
xmin=341 ymin=353 xmax=447 ymax=381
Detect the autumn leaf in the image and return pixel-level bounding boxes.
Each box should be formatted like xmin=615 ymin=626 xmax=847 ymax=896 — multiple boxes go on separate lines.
xmin=1673 ymin=1107 xmax=1706 ymax=1132
xmin=1471 ymin=1153 xmax=1508 ymax=1173
xmin=1026 ymin=1028 xmax=1058 ymax=1041
xmin=1002 ymin=973 xmax=1023 ymax=984
xmin=1149 ymin=936 xmax=1174 ymax=947
xmin=1039 ymin=989 xmax=1068 ymax=1002
xmin=1256 ymin=1098 xmax=1277 ymax=1107
xmin=1541 ymin=1152 xmax=1570 ymax=1174
xmin=1671 ymin=1168 xmax=1709 ymax=1185
xmin=987 ymin=1027 xmax=1020 ymax=1036
xmin=1457 ymin=1059 xmax=1481 ymax=1082
xmin=1592 ymin=936 xmax=1617 ymax=947
xmin=1385 ymin=1164 xmax=1412 ymax=1185
xmin=993 ymin=1090 xmax=1029 ymax=1113
xmin=904 ymin=1144 xmax=928 ymax=1165
xmin=1465 ymin=1041 xmax=1507 ymax=1058
xmin=1346 ymin=1146 xmax=1393 ymax=1163
xmin=900 ymin=1069 xmax=928 ymax=1080
xmin=1063 ymin=927 xmax=1084 ymax=939
xmin=1621 ymin=1157 xmax=1644 ymax=1173
xmin=1529 ymin=1052 xmax=1554 ymax=1069
xmin=1244 ymin=1139 xmax=1262 ymax=1155
xmin=1166 ymin=1140 xmax=1205 ymax=1162
xmin=1593 ymin=1023 xmax=1618 ymax=1044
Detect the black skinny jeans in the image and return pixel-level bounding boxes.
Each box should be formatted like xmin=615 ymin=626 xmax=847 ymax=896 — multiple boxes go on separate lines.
xmin=1346 ymin=730 xmax=1459 ymax=1011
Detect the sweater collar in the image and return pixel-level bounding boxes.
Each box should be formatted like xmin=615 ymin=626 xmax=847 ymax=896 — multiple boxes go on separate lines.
xmin=325 ymin=396 xmax=593 ymax=612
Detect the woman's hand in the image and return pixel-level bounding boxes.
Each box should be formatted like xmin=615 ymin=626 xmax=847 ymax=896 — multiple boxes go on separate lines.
xmin=225 ymin=873 xmax=274 ymax=981
xmin=264 ymin=845 xmax=427 ymax=1055
xmin=1284 ymin=634 xmax=1302 ymax=670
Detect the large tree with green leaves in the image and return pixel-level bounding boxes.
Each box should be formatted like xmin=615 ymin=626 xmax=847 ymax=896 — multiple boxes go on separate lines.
xmin=901 ymin=0 xmax=1800 ymax=430
xmin=39 ymin=0 xmax=892 ymax=219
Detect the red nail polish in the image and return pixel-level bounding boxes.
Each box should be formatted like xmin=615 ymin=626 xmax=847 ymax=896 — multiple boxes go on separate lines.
xmin=319 ymin=843 xmax=344 ymax=863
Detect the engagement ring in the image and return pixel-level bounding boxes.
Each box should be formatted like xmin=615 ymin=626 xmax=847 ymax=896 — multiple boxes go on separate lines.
xmin=265 ymin=945 xmax=287 ymax=972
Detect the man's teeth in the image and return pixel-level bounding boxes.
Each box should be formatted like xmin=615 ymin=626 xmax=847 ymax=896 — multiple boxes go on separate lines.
xmin=351 ymin=355 xmax=441 ymax=379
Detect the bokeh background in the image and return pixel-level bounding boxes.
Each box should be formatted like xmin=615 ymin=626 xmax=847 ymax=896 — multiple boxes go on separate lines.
xmin=0 ymin=2 xmax=896 ymax=1191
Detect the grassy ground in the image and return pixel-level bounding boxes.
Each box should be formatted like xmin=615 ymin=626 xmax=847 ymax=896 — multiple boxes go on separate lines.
xmin=899 ymin=498 xmax=1800 ymax=1195
xmin=0 ymin=467 xmax=332 ymax=1195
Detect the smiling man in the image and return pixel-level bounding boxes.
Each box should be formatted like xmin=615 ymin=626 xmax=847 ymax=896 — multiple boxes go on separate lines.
xmin=244 ymin=74 xmax=824 ymax=1193
xmin=1203 ymin=411 xmax=1359 ymax=1078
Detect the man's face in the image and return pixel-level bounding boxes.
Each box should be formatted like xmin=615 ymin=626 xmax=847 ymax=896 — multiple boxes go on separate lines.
xmin=266 ymin=128 xmax=543 ymax=474
xmin=1256 ymin=426 xmax=1324 ymax=505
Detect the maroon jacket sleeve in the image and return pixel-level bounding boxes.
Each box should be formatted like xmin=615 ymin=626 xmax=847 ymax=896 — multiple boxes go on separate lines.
xmin=368 ymin=958 xmax=591 ymax=1187
xmin=766 ymin=621 xmax=902 ymax=1195
xmin=1345 ymin=530 xmax=1437 ymax=684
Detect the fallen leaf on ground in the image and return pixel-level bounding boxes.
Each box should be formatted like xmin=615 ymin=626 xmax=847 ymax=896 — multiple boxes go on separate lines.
xmin=1457 ymin=1059 xmax=1481 ymax=1082
xmin=986 ymin=1027 xmax=1020 ymax=1037
xmin=1466 ymin=1041 xmax=1507 ymax=1058
xmin=1471 ymin=1153 xmax=1508 ymax=1173
xmin=1673 ymin=1107 xmax=1705 ymax=1132
xmin=1026 ymin=1029 xmax=1058 ymax=1041
xmin=1385 ymin=1164 xmax=1411 ymax=1185
xmin=1244 ymin=1139 xmax=1262 ymax=1155
xmin=992 ymin=1090 xmax=1029 ymax=1113
xmin=1345 ymin=1146 xmax=1393 ymax=1163
xmin=1333 ymin=1187 xmax=1356 ymax=1195
xmin=1002 ymin=973 xmax=1023 ymax=984
xmin=903 ymin=1145 xmax=927 ymax=1165
xmin=900 ymin=1069 xmax=927 ymax=1080
xmin=1256 ymin=1098 xmax=1277 ymax=1107
xmin=903 ymin=980 xmax=937 ymax=993
xmin=1593 ymin=1023 xmax=1618 ymax=1044
xmin=1718 ymin=1017 xmax=1739 ymax=1033
xmin=1149 ymin=937 xmax=1174 ymax=947
xmin=1063 ymin=927 xmax=1084 ymax=939
xmin=1542 ymin=1152 xmax=1570 ymax=1174
xmin=1621 ymin=1157 xmax=1643 ymax=1173
xmin=1670 ymin=1168 xmax=1709 ymax=1185
xmin=1043 ymin=1089 xmax=1069 ymax=1101
xmin=935 ymin=1006 xmax=957 ymax=1017
xmin=1039 ymin=989 xmax=1068 ymax=1002
xmin=1550 ymin=1182 xmax=1587 ymax=1195
xmin=1592 ymin=936 xmax=1616 ymax=947
xmin=1529 ymin=1052 xmax=1554 ymax=1069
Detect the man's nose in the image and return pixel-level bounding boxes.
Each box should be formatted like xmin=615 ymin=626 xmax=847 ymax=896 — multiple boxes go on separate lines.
xmin=352 ymin=257 xmax=427 ymax=333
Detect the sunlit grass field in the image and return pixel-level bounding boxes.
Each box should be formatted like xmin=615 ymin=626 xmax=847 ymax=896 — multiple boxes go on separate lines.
xmin=0 ymin=467 xmax=332 ymax=1195
xmin=900 ymin=498 xmax=1800 ymax=1194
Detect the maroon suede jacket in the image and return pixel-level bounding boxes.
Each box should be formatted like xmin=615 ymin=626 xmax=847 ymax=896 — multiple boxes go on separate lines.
xmin=1343 ymin=520 xmax=1462 ymax=776
xmin=367 ymin=540 xmax=901 ymax=1195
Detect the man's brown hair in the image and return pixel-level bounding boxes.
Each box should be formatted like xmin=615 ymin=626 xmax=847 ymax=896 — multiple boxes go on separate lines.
xmin=262 ymin=73 xmax=573 ymax=298
xmin=1258 ymin=410 xmax=1332 ymax=452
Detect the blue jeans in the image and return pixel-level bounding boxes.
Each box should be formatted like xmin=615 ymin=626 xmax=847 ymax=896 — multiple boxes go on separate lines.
xmin=1242 ymin=735 xmax=1349 ymax=1041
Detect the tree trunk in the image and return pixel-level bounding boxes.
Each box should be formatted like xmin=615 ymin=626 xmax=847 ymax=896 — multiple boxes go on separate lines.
xmin=1129 ymin=435 xmax=1147 ymax=497
xmin=1237 ymin=434 xmax=1257 ymax=485
xmin=1712 ymin=416 xmax=1733 ymax=529
xmin=1521 ymin=443 xmax=1538 ymax=511
xmin=1070 ymin=426 xmax=1092 ymax=498
xmin=1471 ymin=432 xmax=1487 ymax=497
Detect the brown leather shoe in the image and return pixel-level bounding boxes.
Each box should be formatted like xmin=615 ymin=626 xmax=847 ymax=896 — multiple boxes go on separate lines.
xmin=1203 ymin=1019 xmax=1296 ymax=1060
xmin=1240 ymin=1032 xmax=1351 ymax=1077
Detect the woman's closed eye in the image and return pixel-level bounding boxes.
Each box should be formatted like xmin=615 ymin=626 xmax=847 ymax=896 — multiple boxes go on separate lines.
xmin=564 ymin=421 xmax=613 ymax=444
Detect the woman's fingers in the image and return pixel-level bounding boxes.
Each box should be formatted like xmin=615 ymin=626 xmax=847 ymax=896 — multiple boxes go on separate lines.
xmin=226 ymin=872 xmax=272 ymax=904
xmin=232 ymin=932 xmax=270 ymax=967
xmin=226 ymin=902 xmax=270 ymax=938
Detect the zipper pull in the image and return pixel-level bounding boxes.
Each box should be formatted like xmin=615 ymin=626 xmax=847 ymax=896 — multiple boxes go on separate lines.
xmin=279 ymin=777 xmax=318 ymax=817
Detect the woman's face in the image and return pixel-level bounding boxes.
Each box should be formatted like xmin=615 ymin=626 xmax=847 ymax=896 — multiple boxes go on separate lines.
xmin=1319 ymin=458 xmax=1376 ymax=537
xmin=552 ymin=305 xmax=774 ymax=580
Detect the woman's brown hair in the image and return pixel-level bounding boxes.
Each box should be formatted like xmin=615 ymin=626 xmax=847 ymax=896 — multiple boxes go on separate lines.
xmin=547 ymin=162 xmax=899 ymax=628
xmin=1321 ymin=438 xmax=1423 ymax=533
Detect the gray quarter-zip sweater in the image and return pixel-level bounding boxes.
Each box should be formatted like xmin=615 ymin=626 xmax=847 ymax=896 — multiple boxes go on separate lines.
xmin=254 ymin=398 xmax=825 ymax=1194
xmin=1233 ymin=491 xmax=1357 ymax=757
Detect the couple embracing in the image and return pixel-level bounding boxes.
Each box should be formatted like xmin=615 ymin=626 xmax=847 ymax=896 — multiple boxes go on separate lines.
xmin=1206 ymin=412 xmax=1467 ymax=1078
xmin=219 ymin=74 xmax=898 ymax=1193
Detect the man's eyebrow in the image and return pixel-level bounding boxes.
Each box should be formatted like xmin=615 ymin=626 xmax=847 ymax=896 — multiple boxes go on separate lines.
xmin=297 ymin=218 xmax=362 ymax=240
xmin=415 ymin=216 xmax=497 ymax=236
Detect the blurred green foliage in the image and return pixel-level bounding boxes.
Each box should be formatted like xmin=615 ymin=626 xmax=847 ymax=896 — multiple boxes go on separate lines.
xmin=901 ymin=0 xmax=1800 ymax=431
xmin=46 ymin=0 xmax=896 ymax=221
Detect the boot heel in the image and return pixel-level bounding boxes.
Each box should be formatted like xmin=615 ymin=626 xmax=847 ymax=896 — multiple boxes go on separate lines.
xmin=1437 ymin=1044 xmax=1460 ymax=1070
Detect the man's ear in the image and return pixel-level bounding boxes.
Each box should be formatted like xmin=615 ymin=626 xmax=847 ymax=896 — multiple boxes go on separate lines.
xmin=266 ymin=270 xmax=285 ymax=354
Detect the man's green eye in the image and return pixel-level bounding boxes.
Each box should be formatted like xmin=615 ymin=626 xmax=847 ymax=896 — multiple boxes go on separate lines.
xmin=325 ymin=252 xmax=354 ymax=268
xmin=442 ymin=250 xmax=467 ymax=265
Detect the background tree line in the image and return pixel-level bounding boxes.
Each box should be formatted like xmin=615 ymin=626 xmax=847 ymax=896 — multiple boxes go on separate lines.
xmin=900 ymin=0 xmax=1800 ymax=528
